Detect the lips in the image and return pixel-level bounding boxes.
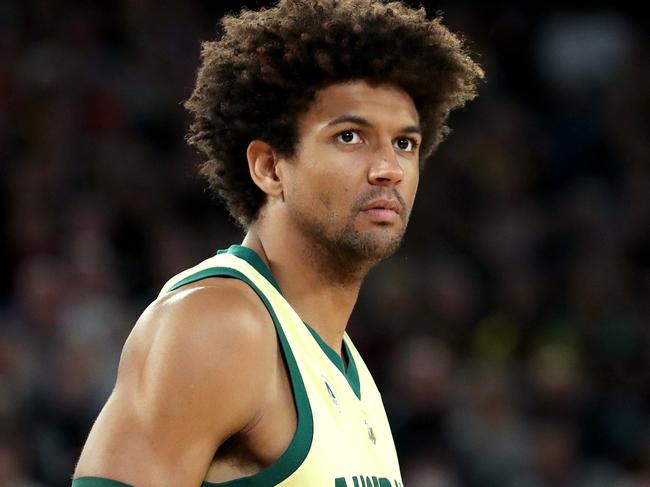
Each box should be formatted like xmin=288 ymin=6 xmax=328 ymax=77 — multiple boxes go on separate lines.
xmin=360 ymin=198 xmax=402 ymax=214
xmin=358 ymin=198 xmax=403 ymax=224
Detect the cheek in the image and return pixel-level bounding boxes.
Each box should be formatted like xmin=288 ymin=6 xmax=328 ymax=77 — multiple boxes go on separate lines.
xmin=404 ymin=167 xmax=420 ymax=205
xmin=410 ymin=175 xmax=420 ymax=203
xmin=302 ymin=162 xmax=357 ymax=211
xmin=285 ymin=165 xmax=339 ymax=215
xmin=289 ymin=142 xmax=365 ymax=213
xmin=316 ymin=179 xmax=352 ymax=213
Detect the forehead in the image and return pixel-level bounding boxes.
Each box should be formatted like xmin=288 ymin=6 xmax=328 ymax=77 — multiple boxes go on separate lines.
xmin=299 ymin=80 xmax=420 ymax=130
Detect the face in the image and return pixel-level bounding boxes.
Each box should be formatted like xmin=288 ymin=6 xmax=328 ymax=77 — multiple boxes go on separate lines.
xmin=279 ymin=80 xmax=421 ymax=266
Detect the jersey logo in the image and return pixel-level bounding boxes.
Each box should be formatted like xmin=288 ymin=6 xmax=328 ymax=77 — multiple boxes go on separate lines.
xmin=365 ymin=420 xmax=376 ymax=445
xmin=322 ymin=376 xmax=341 ymax=413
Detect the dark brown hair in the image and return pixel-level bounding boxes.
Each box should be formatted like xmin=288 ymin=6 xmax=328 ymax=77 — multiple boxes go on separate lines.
xmin=185 ymin=0 xmax=484 ymax=227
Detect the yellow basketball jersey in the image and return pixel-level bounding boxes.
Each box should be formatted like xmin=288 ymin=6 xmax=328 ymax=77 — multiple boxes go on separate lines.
xmin=158 ymin=245 xmax=403 ymax=486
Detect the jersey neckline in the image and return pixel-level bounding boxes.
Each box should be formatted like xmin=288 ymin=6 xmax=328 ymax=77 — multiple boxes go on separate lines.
xmin=218 ymin=244 xmax=361 ymax=399
xmin=217 ymin=245 xmax=281 ymax=292
xmin=304 ymin=322 xmax=361 ymax=399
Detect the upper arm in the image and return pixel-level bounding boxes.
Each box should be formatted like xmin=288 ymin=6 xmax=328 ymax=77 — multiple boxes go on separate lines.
xmin=74 ymin=279 xmax=276 ymax=487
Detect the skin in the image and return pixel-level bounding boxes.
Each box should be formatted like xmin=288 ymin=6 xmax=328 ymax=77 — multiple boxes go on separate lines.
xmin=73 ymin=80 xmax=421 ymax=485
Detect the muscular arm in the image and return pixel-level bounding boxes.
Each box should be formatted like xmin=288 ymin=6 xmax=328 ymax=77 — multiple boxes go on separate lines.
xmin=73 ymin=279 xmax=277 ymax=487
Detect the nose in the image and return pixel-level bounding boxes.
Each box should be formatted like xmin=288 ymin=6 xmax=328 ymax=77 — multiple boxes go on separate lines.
xmin=368 ymin=142 xmax=403 ymax=186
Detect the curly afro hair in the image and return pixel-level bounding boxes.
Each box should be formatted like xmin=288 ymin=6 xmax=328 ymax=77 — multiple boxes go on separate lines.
xmin=185 ymin=0 xmax=484 ymax=228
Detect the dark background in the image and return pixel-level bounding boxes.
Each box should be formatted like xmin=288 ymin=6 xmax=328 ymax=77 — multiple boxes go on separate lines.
xmin=1 ymin=1 xmax=648 ymax=485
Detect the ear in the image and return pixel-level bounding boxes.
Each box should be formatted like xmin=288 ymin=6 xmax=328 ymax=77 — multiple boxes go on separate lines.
xmin=247 ymin=140 xmax=284 ymax=198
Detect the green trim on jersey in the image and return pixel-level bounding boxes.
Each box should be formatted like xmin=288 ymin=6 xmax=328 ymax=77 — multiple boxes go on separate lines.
xmin=71 ymin=477 xmax=133 ymax=487
xmin=217 ymin=245 xmax=281 ymax=292
xmin=215 ymin=246 xmax=362 ymax=399
xmin=166 ymin=256 xmax=314 ymax=486
xmin=304 ymin=323 xmax=361 ymax=400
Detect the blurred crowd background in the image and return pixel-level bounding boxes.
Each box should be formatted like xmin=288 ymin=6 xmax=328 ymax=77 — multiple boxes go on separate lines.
xmin=1 ymin=1 xmax=648 ymax=486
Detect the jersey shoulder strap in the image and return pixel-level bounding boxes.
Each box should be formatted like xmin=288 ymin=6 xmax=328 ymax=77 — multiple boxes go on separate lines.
xmin=162 ymin=245 xmax=315 ymax=486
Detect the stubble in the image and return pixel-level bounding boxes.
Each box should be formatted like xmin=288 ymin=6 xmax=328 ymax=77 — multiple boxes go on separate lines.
xmin=292 ymin=187 xmax=411 ymax=286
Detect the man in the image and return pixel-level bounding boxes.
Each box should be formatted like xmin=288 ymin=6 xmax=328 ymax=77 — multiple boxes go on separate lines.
xmin=72 ymin=0 xmax=483 ymax=485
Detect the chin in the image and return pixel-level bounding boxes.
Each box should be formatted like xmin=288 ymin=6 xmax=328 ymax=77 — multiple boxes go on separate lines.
xmin=340 ymin=230 xmax=404 ymax=262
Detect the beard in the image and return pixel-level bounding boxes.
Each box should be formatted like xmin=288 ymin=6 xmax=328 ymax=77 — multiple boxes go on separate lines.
xmin=289 ymin=187 xmax=411 ymax=284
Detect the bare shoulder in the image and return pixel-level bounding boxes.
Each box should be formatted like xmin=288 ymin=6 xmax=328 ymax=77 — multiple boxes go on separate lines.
xmin=124 ymin=277 xmax=276 ymax=368
xmin=74 ymin=277 xmax=278 ymax=484
xmin=119 ymin=276 xmax=278 ymax=420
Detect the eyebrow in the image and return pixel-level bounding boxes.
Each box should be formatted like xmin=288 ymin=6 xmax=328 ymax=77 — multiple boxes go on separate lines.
xmin=325 ymin=114 xmax=422 ymax=135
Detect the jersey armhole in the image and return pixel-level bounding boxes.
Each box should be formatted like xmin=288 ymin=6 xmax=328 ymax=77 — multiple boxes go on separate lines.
xmin=166 ymin=268 xmax=314 ymax=486
xmin=71 ymin=477 xmax=133 ymax=487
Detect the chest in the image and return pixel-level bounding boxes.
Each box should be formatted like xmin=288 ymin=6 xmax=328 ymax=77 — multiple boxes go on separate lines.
xmin=296 ymin=349 xmax=400 ymax=478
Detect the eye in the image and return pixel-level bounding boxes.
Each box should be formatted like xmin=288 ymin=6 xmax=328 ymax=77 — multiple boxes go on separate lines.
xmin=336 ymin=130 xmax=362 ymax=145
xmin=394 ymin=137 xmax=418 ymax=152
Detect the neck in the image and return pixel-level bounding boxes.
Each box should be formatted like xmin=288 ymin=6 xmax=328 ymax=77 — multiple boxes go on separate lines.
xmin=241 ymin=222 xmax=371 ymax=356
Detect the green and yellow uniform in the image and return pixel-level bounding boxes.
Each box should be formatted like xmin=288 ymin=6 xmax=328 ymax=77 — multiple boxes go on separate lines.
xmin=73 ymin=245 xmax=403 ymax=487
